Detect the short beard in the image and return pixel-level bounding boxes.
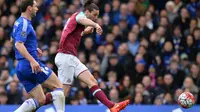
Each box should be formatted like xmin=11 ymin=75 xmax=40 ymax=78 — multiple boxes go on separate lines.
xmin=31 ymin=12 xmax=36 ymax=18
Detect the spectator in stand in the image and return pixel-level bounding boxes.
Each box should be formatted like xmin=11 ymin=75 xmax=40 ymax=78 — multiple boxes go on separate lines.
xmin=138 ymin=16 xmax=152 ymax=39
xmin=0 ymin=68 xmax=13 ymax=86
xmin=173 ymin=7 xmax=190 ymax=32
xmin=165 ymin=1 xmax=178 ymax=23
xmin=184 ymin=34 xmax=198 ymax=61
xmin=186 ymin=0 xmax=200 ymax=18
xmin=163 ymin=93 xmax=173 ymax=104
xmin=109 ymin=88 xmax=119 ymax=103
xmin=193 ymin=28 xmax=200 ymax=50
xmin=77 ymin=90 xmax=88 ymax=105
xmin=133 ymin=93 xmax=143 ymax=105
xmin=189 ymin=63 xmax=200 ymax=87
xmin=134 ymin=83 xmax=151 ymax=104
xmin=167 ymin=60 xmax=186 ymax=88
xmin=127 ymin=32 xmax=140 ymax=56
xmin=180 ymin=53 xmax=190 ymax=75
xmin=161 ymin=41 xmax=174 ymax=66
xmin=174 ymin=0 xmax=183 ymax=13
xmin=0 ymin=92 xmax=8 ymax=104
xmin=196 ymin=52 xmax=200 ymax=65
xmin=106 ymin=71 xmax=119 ymax=90
xmin=182 ymin=77 xmax=199 ymax=100
xmin=119 ymin=75 xmax=134 ymax=101
xmin=6 ymin=81 xmax=23 ymax=104
xmin=184 ymin=18 xmax=198 ymax=37
xmin=155 ymin=73 xmax=177 ymax=96
xmin=174 ymin=88 xmax=183 ymax=103
xmin=113 ymin=3 xmax=137 ymax=28
xmin=171 ymin=25 xmax=185 ymax=54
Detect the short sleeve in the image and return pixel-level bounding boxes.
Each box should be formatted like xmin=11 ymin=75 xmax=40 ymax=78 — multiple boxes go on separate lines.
xmin=14 ymin=19 xmax=29 ymax=43
xmin=76 ymin=12 xmax=87 ymax=24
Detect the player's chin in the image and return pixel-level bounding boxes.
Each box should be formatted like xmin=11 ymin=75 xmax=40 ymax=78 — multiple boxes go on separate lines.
xmin=31 ymin=13 xmax=37 ymax=17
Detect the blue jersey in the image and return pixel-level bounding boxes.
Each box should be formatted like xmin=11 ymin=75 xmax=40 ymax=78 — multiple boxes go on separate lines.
xmin=12 ymin=16 xmax=38 ymax=60
xmin=11 ymin=16 xmax=52 ymax=93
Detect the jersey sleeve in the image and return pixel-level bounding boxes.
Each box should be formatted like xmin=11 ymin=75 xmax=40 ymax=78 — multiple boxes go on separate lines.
xmin=14 ymin=19 xmax=29 ymax=43
xmin=76 ymin=12 xmax=87 ymax=24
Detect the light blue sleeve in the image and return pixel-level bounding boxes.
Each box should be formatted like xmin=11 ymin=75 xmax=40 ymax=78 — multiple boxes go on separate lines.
xmin=14 ymin=19 xmax=29 ymax=43
xmin=76 ymin=12 xmax=86 ymax=24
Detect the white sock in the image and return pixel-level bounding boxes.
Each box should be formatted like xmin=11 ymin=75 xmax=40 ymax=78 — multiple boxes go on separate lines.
xmin=51 ymin=89 xmax=65 ymax=112
xmin=14 ymin=98 xmax=39 ymax=112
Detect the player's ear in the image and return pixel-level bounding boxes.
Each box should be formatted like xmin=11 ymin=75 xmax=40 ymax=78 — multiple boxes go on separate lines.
xmin=27 ymin=6 xmax=32 ymax=11
xmin=85 ymin=10 xmax=90 ymax=15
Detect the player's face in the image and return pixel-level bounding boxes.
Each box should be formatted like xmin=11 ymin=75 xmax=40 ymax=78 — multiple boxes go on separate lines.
xmin=88 ymin=10 xmax=99 ymax=21
xmin=31 ymin=1 xmax=38 ymax=17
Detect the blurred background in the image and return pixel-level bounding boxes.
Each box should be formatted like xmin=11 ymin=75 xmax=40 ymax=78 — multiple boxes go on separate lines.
xmin=0 ymin=0 xmax=200 ymax=107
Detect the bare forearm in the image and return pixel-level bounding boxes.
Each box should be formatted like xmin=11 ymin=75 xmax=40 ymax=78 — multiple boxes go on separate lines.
xmin=79 ymin=18 xmax=97 ymax=27
xmin=15 ymin=42 xmax=36 ymax=62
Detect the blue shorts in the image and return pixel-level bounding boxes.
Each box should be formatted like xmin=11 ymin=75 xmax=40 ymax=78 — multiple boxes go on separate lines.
xmin=16 ymin=59 xmax=52 ymax=93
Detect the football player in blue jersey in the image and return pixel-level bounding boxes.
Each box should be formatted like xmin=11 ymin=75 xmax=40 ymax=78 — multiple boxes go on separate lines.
xmin=11 ymin=0 xmax=65 ymax=112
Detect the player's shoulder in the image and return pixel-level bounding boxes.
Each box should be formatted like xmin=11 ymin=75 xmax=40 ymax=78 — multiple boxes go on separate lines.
xmin=14 ymin=17 xmax=30 ymax=31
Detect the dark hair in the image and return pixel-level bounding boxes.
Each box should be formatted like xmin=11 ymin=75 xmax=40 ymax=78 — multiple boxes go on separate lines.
xmin=83 ymin=0 xmax=99 ymax=12
xmin=20 ymin=0 xmax=34 ymax=12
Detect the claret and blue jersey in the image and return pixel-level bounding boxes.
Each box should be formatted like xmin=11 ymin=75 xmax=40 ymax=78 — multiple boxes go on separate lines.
xmin=12 ymin=16 xmax=52 ymax=93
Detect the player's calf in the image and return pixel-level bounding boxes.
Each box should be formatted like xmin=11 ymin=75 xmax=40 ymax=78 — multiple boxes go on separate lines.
xmin=14 ymin=98 xmax=40 ymax=112
xmin=78 ymin=70 xmax=115 ymax=108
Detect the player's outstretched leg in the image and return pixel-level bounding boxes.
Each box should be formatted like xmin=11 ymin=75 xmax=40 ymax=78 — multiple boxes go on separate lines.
xmin=14 ymin=98 xmax=39 ymax=112
xmin=78 ymin=70 xmax=130 ymax=112
xmin=14 ymin=85 xmax=45 ymax=112
xmin=42 ymin=72 xmax=65 ymax=112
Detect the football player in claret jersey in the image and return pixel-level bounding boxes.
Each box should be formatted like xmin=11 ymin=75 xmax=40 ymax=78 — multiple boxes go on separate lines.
xmin=11 ymin=0 xmax=65 ymax=112
xmin=45 ymin=0 xmax=130 ymax=112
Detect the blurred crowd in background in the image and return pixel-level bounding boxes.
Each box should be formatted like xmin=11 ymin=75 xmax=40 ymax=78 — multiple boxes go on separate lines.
xmin=0 ymin=0 xmax=200 ymax=105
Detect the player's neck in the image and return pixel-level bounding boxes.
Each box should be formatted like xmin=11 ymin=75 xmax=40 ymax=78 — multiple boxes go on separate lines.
xmin=21 ymin=13 xmax=31 ymax=21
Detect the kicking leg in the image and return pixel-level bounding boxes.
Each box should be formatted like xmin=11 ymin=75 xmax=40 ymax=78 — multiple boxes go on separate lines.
xmin=14 ymin=85 xmax=45 ymax=112
xmin=77 ymin=70 xmax=129 ymax=112
xmin=78 ymin=70 xmax=115 ymax=108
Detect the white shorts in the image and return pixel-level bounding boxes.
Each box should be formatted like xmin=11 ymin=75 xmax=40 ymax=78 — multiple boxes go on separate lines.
xmin=55 ymin=53 xmax=88 ymax=85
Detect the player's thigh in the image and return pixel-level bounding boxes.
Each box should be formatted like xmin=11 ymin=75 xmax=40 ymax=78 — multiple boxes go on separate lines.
xmin=36 ymin=61 xmax=62 ymax=90
xmin=72 ymin=56 xmax=97 ymax=88
xmin=55 ymin=53 xmax=75 ymax=85
xmin=29 ymin=84 xmax=45 ymax=105
xmin=77 ymin=70 xmax=98 ymax=88
xmin=42 ymin=72 xmax=63 ymax=90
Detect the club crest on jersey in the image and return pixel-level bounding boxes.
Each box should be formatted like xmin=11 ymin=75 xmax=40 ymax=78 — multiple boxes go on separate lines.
xmin=21 ymin=31 xmax=26 ymax=38
xmin=67 ymin=79 xmax=71 ymax=83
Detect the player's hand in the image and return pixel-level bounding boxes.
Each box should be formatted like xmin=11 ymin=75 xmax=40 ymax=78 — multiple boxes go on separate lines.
xmin=37 ymin=48 xmax=43 ymax=57
xmin=95 ymin=24 xmax=103 ymax=35
xmin=30 ymin=60 xmax=42 ymax=74
xmin=84 ymin=26 xmax=94 ymax=34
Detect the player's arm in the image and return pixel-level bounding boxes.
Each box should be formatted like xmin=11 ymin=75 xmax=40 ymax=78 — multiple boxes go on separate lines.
xmin=15 ymin=42 xmax=41 ymax=73
xmin=76 ymin=12 xmax=102 ymax=35
xmin=15 ymin=42 xmax=36 ymax=62
xmin=14 ymin=22 xmax=41 ymax=73
xmin=81 ymin=26 xmax=94 ymax=36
